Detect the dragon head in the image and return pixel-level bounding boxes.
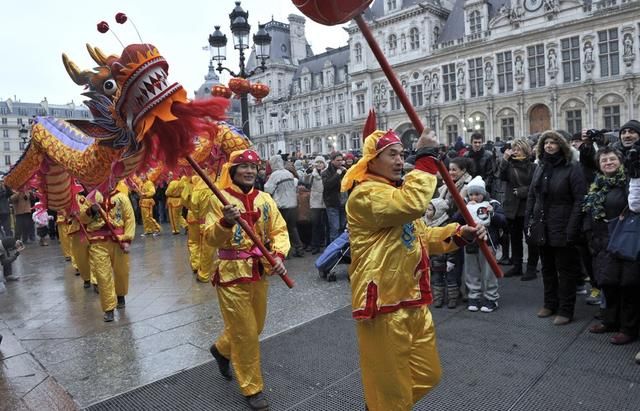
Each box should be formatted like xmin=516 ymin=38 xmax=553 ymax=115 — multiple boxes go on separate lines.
xmin=107 ymin=43 xmax=229 ymax=167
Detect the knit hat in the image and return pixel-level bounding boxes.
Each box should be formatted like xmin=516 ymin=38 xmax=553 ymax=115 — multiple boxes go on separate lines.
xmin=466 ymin=175 xmax=488 ymax=199
xmin=619 ymin=120 xmax=640 ymax=139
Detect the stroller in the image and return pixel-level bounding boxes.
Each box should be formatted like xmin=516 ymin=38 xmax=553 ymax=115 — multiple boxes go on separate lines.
xmin=314 ymin=231 xmax=350 ymax=282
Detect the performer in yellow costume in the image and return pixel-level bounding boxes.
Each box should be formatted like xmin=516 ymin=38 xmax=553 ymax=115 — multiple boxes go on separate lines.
xmin=343 ymin=129 xmax=486 ymax=411
xmin=165 ymin=172 xmax=187 ymax=235
xmin=139 ymin=174 xmax=161 ymax=236
xmin=68 ymin=194 xmax=93 ymax=288
xmin=203 ymin=149 xmax=289 ymax=411
xmin=183 ymin=175 xmax=201 ymax=274
xmin=191 ymin=174 xmax=217 ymax=283
xmin=79 ymin=181 xmax=136 ymax=322
xmin=56 ymin=210 xmax=72 ymax=262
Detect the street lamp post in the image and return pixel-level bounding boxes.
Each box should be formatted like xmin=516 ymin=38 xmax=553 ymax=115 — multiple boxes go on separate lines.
xmin=208 ymin=1 xmax=272 ymax=138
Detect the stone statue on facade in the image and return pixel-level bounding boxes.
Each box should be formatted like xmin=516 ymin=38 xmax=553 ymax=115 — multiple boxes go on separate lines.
xmin=583 ymin=41 xmax=595 ymax=73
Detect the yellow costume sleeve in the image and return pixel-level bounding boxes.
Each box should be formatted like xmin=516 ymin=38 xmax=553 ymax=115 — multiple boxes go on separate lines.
xmin=263 ymin=195 xmax=291 ymax=258
xmin=350 ymin=171 xmax=437 ymax=228
xmin=141 ymin=181 xmax=156 ymax=198
xmin=165 ymin=180 xmax=180 ymax=197
xmin=423 ymin=222 xmax=462 ymax=255
xmin=117 ymin=193 xmax=136 ymax=242
xmin=203 ymin=193 xmax=233 ymax=247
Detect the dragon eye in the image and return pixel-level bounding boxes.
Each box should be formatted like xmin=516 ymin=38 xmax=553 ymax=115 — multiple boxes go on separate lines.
xmin=103 ymin=79 xmax=117 ymax=95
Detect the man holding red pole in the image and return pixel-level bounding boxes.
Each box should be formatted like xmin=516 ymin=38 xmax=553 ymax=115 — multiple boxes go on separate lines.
xmin=344 ymin=128 xmax=487 ymax=410
xmin=202 ymin=149 xmax=289 ymax=411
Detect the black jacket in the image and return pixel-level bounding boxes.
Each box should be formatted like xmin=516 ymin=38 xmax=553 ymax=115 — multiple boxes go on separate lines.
xmin=465 ymin=149 xmax=495 ymax=192
xmin=525 ymin=159 xmax=587 ymax=247
xmin=498 ymin=157 xmax=536 ymax=219
xmin=582 ymin=184 xmax=640 ymax=286
xmin=0 ymin=185 xmax=12 ymax=215
xmin=321 ymin=164 xmax=344 ymax=208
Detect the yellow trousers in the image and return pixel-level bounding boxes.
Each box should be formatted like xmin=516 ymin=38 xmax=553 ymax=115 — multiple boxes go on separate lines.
xmin=58 ymin=222 xmax=72 ymax=258
xmin=69 ymin=233 xmax=91 ymax=283
xmin=167 ymin=198 xmax=186 ymax=234
xmin=214 ymin=276 xmax=268 ymax=396
xmin=140 ymin=199 xmax=161 ymax=234
xmin=187 ymin=222 xmax=201 ymax=272
xmin=88 ymin=241 xmax=130 ymax=312
xmin=356 ymin=305 xmax=441 ymax=411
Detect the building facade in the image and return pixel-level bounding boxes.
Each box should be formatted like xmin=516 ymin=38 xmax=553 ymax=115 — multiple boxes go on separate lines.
xmin=248 ymin=0 xmax=640 ymax=153
xmin=0 ymin=98 xmax=90 ymax=173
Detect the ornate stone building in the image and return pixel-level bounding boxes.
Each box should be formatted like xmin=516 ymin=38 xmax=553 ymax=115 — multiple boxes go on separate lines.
xmin=250 ymin=0 xmax=640 ymax=153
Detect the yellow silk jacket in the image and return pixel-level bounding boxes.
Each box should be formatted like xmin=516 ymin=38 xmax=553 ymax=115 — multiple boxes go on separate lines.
xmin=139 ymin=180 xmax=156 ymax=209
xmin=68 ymin=194 xmax=89 ymax=236
xmin=202 ymin=184 xmax=290 ymax=286
xmin=189 ymin=177 xmax=212 ymax=225
xmin=346 ymin=170 xmax=463 ymax=320
xmin=78 ymin=191 xmax=136 ymax=243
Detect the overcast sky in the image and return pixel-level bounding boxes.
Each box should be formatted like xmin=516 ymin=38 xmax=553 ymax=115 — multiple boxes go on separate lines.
xmin=0 ymin=0 xmax=349 ymax=105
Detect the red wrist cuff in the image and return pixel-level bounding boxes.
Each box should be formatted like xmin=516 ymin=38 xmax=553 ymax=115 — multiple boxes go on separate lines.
xmin=414 ymin=156 xmax=438 ymax=174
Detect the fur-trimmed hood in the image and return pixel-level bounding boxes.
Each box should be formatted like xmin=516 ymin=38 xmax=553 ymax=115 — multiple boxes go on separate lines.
xmin=535 ymin=130 xmax=573 ymax=162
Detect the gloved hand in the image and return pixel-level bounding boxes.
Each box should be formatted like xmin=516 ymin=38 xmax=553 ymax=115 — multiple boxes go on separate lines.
xmin=446 ymin=261 xmax=455 ymax=272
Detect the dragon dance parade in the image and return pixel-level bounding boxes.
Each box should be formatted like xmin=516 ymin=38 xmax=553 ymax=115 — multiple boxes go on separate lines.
xmin=1 ymin=1 xmax=640 ymax=410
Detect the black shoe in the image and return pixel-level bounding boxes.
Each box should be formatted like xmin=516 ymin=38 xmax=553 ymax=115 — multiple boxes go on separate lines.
xmin=83 ymin=280 xmax=90 ymax=289
xmin=521 ymin=269 xmax=537 ymax=281
xmin=311 ymin=247 xmax=320 ymax=255
xmin=504 ymin=266 xmax=523 ymax=278
xmin=65 ymin=256 xmax=72 ymax=261
xmin=327 ymin=273 xmax=337 ymax=282
xmin=245 ymin=392 xmax=269 ymax=410
xmin=103 ymin=310 xmax=114 ymax=322
xmin=209 ymin=344 xmax=232 ymax=380
xmin=293 ymin=249 xmax=305 ymax=258
xmin=75 ymin=270 xmax=80 ymax=276
xmin=117 ymin=296 xmax=126 ymax=309
xmin=93 ymin=284 xmax=99 ymax=294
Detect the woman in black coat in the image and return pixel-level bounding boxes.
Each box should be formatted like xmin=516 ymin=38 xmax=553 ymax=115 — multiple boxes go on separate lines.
xmin=499 ymin=138 xmax=538 ymax=280
xmin=583 ymin=147 xmax=640 ymax=345
xmin=525 ymin=130 xmax=587 ymax=325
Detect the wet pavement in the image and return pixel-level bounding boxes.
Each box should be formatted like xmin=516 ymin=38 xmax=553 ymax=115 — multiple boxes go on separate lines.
xmin=1 ymin=225 xmax=640 ymax=410
xmin=0 ymin=224 xmax=351 ymax=410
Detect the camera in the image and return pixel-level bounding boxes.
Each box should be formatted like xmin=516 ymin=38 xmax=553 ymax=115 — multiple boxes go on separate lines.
xmin=585 ymin=129 xmax=609 ymax=146
xmin=500 ymin=142 xmax=511 ymax=153
xmin=625 ymin=142 xmax=640 ymax=178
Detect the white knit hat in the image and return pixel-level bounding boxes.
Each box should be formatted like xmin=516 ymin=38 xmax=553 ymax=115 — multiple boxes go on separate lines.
xmin=466 ymin=175 xmax=488 ymax=198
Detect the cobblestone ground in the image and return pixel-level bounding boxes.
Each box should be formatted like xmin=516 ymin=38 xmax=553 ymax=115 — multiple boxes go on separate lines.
xmin=0 ymin=225 xmax=351 ymax=409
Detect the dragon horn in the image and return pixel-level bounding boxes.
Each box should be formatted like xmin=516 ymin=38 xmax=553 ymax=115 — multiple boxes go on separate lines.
xmin=61 ymin=53 xmax=93 ymax=86
xmin=86 ymin=44 xmax=109 ymax=66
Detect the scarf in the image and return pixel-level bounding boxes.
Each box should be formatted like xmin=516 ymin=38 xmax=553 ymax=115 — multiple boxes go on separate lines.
xmin=582 ymin=167 xmax=627 ymax=221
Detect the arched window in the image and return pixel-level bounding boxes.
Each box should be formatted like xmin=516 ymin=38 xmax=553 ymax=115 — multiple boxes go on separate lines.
xmin=350 ymin=132 xmax=361 ymax=150
xmin=469 ymin=11 xmax=481 ymax=35
xmin=410 ymin=28 xmax=420 ymax=50
xmin=304 ymin=138 xmax=311 ymax=154
xmin=388 ymin=34 xmax=397 ymax=54
xmin=338 ymin=134 xmax=347 ymax=151
xmin=354 ymin=43 xmax=362 ymax=63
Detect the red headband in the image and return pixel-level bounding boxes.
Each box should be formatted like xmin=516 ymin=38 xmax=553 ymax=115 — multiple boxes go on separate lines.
xmin=375 ymin=130 xmax=402 ymax=152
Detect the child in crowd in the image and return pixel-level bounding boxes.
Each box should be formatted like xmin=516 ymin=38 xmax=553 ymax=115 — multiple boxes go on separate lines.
xmin=424 ymin=198 xmax=459 ymax=308
xmin=32 ymin=204 xmax=51 ymax=246
xmin=454 ymin=176 xmax=506 ymax=313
